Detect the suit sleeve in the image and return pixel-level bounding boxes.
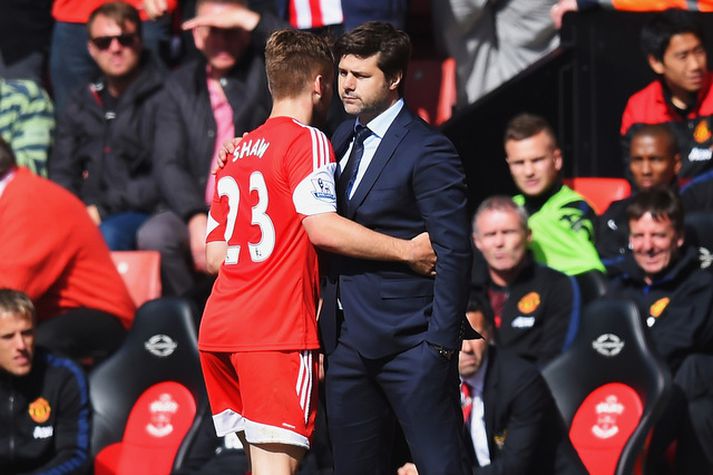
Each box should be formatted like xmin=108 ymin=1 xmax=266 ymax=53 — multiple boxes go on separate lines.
xmin=413 ymin=132 xmax=472 ymax=351
xmin=475 ymin=370 xmax=550 ymax=475
xmin=31 ymin=359 xmax=90 ymax=475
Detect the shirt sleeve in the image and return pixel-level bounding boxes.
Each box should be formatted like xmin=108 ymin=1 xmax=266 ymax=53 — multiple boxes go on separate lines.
xmin=205 ymin=173 xmax=231 ymax=244
xmin=285 ymin=127 xmax=337 ymax=216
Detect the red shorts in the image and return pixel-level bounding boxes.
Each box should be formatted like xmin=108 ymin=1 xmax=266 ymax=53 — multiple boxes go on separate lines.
xmin=199 ymin=349 xmax=318 ymax=449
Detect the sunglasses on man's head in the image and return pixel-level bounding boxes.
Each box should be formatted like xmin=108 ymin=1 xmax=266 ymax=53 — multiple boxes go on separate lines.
xmin=90 ymin=33 xmax=138 ymax=50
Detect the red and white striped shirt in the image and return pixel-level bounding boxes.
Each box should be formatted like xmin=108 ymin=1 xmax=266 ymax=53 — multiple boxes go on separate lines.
xmin=289 ymin=0 xmax=343 ymax=29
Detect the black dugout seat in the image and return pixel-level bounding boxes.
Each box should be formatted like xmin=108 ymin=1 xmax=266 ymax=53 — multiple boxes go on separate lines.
xmin=542 ymin=298 xmax=671 ymax=475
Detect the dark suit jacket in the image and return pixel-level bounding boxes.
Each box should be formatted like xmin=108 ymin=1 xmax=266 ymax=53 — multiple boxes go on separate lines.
xmin=319 ymin=105 xmax=473 ymax=358
xmin=474 ymin=347 xmax=586 ymax=475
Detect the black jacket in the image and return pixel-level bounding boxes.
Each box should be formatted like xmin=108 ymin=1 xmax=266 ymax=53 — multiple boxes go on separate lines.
xmin=49 ymin=54 xmax=164 ymax=218
xmin=0 ymin=350 xmax=90 ymax=475
xmin=472 ymin=347 xmax=586 ymax=474
xmin=153 ymin=48 xmax=271 ymax=222
xmin=606 ymin=245 xmax=713 ymax=372
xmin=471 ymin=256 xmax=578 ymax=366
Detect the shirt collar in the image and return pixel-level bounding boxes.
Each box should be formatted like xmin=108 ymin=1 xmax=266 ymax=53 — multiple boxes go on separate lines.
xmin=463 ymin=351 xmax=489 ymax=395
xmin=354 ymin=98 xmax=404 ymax=139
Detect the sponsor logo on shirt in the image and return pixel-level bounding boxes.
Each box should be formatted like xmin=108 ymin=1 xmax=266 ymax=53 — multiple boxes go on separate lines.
xmin=649 ymin=297 xmax=670 ymax=319
xmin=146 ymin=393 xmax=179 ymax=438
xmin=693 ymin=120 xmax=712 ymax=144
xmin=688 ymin=147 xmax=712 ymax=162
xmin=592 ymin=395 xmax=624 ymax=439
xmin=33 ymin=426 xmax=54 ymax=439
xmin=592 ymin=333 xmax=624 ymax=357
xmin=28 ymin=397 xmax=51 ymax=424
xmin=511 ymin=316 xmax=535 ymax=329
xmin=517 ymin=292 xmax=540 ymax=314
xmin=699 ymin=247 xmax=713 ymax=269
xmin=144 ymin=334 xmax=177 ymax=357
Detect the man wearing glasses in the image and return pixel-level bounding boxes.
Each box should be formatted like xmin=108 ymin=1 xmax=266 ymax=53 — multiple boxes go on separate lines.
xmin=50 ymin=2 xmax=164 ymax=253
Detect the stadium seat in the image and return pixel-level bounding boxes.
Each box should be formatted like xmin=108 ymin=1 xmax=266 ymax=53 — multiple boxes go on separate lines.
xmin=542 ymin=298 xmax=671 ymax=475
xmin=574 ymin=270 xmax=607 ymax=308
xmin=405 ymin=57 xmax=456 ymax=126
xmin=111 ymin=251 xmax=162 ymax=307
xmin=89 ymin=297 xmax=205 ymax=473
xmin=563 ymin=177 xmax=631 ymax=215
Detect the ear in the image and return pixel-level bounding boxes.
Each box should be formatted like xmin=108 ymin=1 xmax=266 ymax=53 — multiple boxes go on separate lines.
xmin=552 ymin=147 xmax=563 ymax=172
xmin=87 ymin=41 xmax=99 ymax=63
xmin=648 ymin=54 xmax=665 ymax=75
xmin=673 ymin=153 xmax=682 ymax=175
xmin=526 ymin=227 xmax=533 ymax=244
xmin=473 ymin=232 xmax=483 ymax=251
xmin=388 ymin=71 xmax=403 ymax=92
xmin=676 ymin=232 xmax=684 ymax=249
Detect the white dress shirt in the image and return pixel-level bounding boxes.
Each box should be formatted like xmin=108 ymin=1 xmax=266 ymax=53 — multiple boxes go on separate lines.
xmin=463 ymin=353 xmax=490 ymax=467
xmin=339 ymin=98 xmax=404 ymax=199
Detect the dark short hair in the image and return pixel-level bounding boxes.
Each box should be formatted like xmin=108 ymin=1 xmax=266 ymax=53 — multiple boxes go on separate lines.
xmin=0 ymin=137 xmax=16 ymax=177
xmin=334 ymin=21 xmax=411 ymax=95
xmin=503 ymin=113 xmax=558 ymax=147
xmin=0 ymin=289 xmax=35 ymax=322
xmin=88 ymin=1 xmax=142 ymax=38
xmin=640 ymin=9 xmax=704 ymax=62
xmin=630 ymin=123 xmax=680 ymax=157
xmin=265 ymin=29 xmax=334 ymax=99
xmin=626 ymin=188 xmax=684 ymax=235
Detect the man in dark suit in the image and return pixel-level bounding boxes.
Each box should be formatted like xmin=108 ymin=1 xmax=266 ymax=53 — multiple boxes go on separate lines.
xmin=319 ymin=21 xmax=474 ymax=475
xmin=399 ymin=307 xmax=586 ymax=475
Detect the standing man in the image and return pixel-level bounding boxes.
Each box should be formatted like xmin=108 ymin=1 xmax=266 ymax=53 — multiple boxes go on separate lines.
xmin=320 ymin=21 xmax=474 ymax=475
xmin=200 ymin=29 xmax=436 ymax=475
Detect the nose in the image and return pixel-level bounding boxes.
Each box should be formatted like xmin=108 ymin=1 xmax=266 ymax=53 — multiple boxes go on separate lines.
xmin=342 ymin=73 xmax=355 ymax=91
xmin=641 ymin=160 xmax=652 ymax=175
xmin=522 ymin=160 xmax=535 ymax=177
xmin=13 ymin=334 xmax=27 ymax=350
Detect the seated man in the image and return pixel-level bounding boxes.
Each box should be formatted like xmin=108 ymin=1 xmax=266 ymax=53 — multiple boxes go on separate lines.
xmin=0 ymin=137 xmax=135 ymax=363
xmin=605 ymin=188 xmax=713 ymax=472
xmin=398 ymin=306 xmax=586 ymax=475
xmin=597 ymin=123 xmax=682 ymax=265
xmin=621 ymin=9 xmax=713 ymax=180
xmin=0 ymin=289 xmax=90 ymax=474
xmin=471 ymin=195 xmax=578 ymax=366
xmin=50 ymin=2 xmax=164 ymax=251
xmin=505 ymin=113 xmax=604 ymax=275
xmin=141 ymin=0 xmax=279 ymax=297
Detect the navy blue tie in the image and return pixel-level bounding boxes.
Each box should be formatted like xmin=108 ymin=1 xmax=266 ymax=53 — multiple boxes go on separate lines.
xmin=339 ymin=125 xmax=373 ymax=203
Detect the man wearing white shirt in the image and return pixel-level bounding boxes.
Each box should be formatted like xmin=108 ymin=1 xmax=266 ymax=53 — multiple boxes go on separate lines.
xmin=400 ymin=306 xmax=586 ymax=475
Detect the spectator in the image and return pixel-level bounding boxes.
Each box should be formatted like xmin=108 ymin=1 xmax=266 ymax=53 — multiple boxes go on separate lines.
xmin=0 ymin=76 xmax=54 ymax=176
xmin=605 ymin=188 xmax=713 ymax=472
xmin=505 ymin=113 xmax=604 ymax=275
xmin=0 ymin=137 xmax=135 ymax=364
xmin=50 ymin=2 xmax=164 ymax=251
xmin=0 ymin=289 xmax=90 ymax=475
xmin=471 ymin=196 xmax=578 ymax=366
xmin=597 ymin=123 xmax=681 ymax=265
xmin=50 ymin=0 xmax=178 ymax=113
xmin=433 ymin=0 xmax=559 ymax=106
xmin=275 ymin=0 xmax=407 ymax=32
xmin=621 ymin=9 xmax=713 ymax=180
xmin=398 ymin=307 xmax=586 ymax=475
xmin=142 ymin=0 xmax=275 ymax=296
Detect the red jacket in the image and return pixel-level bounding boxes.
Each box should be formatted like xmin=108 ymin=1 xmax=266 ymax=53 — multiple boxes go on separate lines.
xmin=0 ymin=168 xmax=135 ymax=327
xmin=621 ymin=73 xmax=713 ymax=179
xmin=52 ymin=0 xmax=178 ymax=23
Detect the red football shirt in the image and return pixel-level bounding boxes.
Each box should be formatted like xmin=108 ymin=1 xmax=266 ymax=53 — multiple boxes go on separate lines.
xmin=199 ymin=117 xmax=336 ymax=352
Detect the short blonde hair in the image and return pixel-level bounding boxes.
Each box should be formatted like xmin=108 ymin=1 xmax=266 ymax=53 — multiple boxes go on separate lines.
xmin=0 ymin=289 xmax=35 ymax=322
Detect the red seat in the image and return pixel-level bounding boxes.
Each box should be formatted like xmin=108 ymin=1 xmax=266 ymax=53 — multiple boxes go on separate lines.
xmin=111 ymin=251 xmax=162 ymax=307
xmin=563 ymin=177 xmax=631 ymax=215
xmin=404 ymin=57 xmax=457 ymax=126
xmin=94 ymin=382 xmax=197 ymax=475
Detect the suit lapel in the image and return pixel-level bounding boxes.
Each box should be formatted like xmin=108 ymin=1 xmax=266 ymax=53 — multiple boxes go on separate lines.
xmin=345 ymin=107 xmax=413 ymax=219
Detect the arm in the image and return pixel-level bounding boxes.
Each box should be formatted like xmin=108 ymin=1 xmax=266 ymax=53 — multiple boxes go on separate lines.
xmin=302 ymin=213 xmax=436 ymax=275
xmin=206 ymin=240 xmax=227 ymax=275
xmin=413 ymin=134 xmax=473 ymax=351
xmin=7 ymin=80 xmax=54 ymax=177
xmin=31 ymin=358 xmax=91 ymax=474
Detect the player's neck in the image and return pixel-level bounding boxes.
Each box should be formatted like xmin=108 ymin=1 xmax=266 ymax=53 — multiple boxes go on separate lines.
xmin=270 ymin=96 xmax=313 ymax=125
